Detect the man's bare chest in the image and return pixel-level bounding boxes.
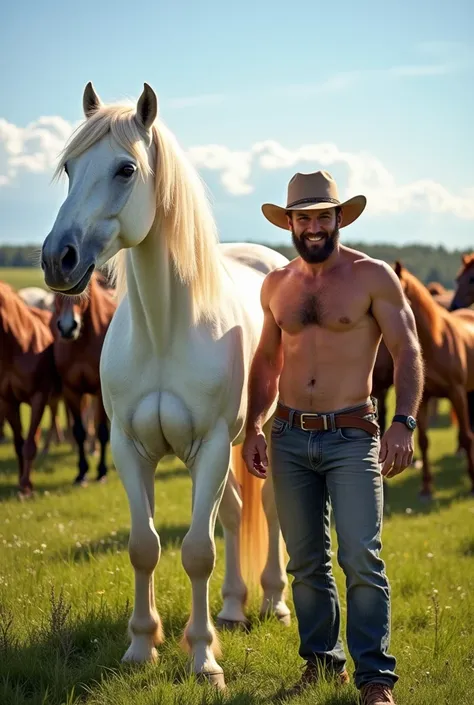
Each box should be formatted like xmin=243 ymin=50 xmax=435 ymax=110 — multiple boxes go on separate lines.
xmin=272 ymin=284 xmax=372 ymax=335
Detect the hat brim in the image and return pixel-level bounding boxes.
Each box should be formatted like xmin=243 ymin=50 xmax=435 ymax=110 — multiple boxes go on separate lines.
xmin=261 ymin=195 xmax=367 ymax=230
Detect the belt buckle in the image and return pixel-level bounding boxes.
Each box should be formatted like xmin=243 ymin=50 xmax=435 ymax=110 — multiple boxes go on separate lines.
xmin=300 ymin=412 xmax=328 ymax=431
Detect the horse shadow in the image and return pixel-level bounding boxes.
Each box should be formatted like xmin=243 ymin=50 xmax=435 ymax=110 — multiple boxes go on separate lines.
xmin=0 ymin=595 xmax=292 ymax=705
xmin=382 ymin=451 xmax=473 ymax=517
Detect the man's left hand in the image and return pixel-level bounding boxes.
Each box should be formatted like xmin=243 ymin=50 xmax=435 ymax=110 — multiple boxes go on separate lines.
xmin=379 ymin=423 xmax=414 ymax=477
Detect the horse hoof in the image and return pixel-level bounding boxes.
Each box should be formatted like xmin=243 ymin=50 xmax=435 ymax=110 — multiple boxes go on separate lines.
xmin=419 ymin=491 xmax=433 ymax=503
xmin=216 ymin=617 xmax=250 ymax=632
xmin=259 ymin=611 xmax=291 ymax=627
xmin=276 ymin=612 xmax=291 ymax=627
xmin=196 ymin=671 xmax=227 ymax=691
xmin=96 ymin=475 xmax=107 ymax=484
xmin=74 ymin=476 xmax=88 ymax=487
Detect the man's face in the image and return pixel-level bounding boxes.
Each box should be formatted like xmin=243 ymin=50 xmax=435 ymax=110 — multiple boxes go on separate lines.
xmin=288 ymin=208 xmax=342 ymax=263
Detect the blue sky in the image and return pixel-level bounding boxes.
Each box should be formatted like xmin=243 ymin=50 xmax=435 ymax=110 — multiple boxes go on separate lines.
xmin=1 ymin=0 xmax=473 ymax=250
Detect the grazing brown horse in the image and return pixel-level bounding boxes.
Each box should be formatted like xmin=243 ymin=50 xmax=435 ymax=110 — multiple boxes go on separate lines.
xmin=52 ymin=273 xmax=116 ymax=484
xmin=395 ymin=262 xmax=474 ymax=498
xmin=450 ymin=253 xmax=474 ymax=312
xmin=0 ymin=281 xmax=60 ymax=495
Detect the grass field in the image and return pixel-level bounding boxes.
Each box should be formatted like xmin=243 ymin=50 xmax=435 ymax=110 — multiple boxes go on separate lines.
xmin=0 ymin=398 xmax=473 ymax=705
xmin=0 ymin=267 xmax=46 ymax=291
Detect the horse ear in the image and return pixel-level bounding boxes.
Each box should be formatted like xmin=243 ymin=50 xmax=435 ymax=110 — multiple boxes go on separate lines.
xmin=136 ymin=83 xmax=158 ymax=130
xmin=463 ymin=254 xmax=470 ymax=265
xmin=83 ymin=82 xmax=102 ymax=118
xmin=394 ymin=260 xmax=403 ymax=278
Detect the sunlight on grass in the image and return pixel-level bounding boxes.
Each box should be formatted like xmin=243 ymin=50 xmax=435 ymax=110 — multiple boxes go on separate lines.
xmin=0 ymin=397 xmax=472 ymax=703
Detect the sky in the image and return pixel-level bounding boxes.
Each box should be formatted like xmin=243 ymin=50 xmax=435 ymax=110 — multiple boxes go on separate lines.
xmin=1 ymin=0 xmax=473 ymax=251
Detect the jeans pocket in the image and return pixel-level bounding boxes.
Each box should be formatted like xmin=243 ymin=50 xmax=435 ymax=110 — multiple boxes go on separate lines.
xmin=271 ymin=417 xmax=288 ymax=438
xmin=338 ymin=426 xmax=374 ymax=442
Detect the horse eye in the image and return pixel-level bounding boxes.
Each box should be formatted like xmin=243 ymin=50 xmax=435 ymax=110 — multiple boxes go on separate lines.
xmin=116 ymin=163 xmax=136 ymax=179
xmin=469 ymin=276 xmax=474 ymax=284
xmin=64 ymin=163 xmax=69 ymax=176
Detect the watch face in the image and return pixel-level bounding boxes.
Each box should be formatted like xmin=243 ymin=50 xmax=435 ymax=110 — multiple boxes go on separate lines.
xmin=407 ymin=416 xmax=417 ymax=430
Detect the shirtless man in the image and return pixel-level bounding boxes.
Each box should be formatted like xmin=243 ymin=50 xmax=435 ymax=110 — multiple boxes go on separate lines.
xmin=242 ymin=170 xmax=424 ymax=705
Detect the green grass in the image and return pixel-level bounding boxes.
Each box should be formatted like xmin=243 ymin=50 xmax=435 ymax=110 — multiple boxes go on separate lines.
xmin=0 ymin=399 xmax=473 ymax=704
xmin=0 ymin=267 xmax=46 ymax=290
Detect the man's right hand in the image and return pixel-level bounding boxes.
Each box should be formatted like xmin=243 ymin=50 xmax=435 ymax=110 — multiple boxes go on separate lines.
xmin=242 ymin=429 xmax=268 ymax=479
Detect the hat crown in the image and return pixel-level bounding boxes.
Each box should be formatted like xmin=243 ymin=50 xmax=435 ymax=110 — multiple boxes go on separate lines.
xmin=287 ymin=170 xmax=340 ymax=208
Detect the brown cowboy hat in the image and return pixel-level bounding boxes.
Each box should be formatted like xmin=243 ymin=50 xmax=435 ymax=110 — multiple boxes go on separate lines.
xmin=261 ymin=169 xmax=367 ymax=230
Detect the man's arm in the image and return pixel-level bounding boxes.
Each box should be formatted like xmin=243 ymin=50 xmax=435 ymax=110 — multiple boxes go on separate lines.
xmin=370 ymin=261 xmax=424 ymax=417
xmin=243 ymin=270 xmax=284 ymax=478
xmin=245 ymin=270 xmax=284 ymax=433
xmin=369 ymin=261 xmax=424 ymax=476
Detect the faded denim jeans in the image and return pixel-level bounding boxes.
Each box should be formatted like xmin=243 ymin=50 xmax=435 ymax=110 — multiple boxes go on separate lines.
xmin=270 ymin=400 xmax=398 ymax=689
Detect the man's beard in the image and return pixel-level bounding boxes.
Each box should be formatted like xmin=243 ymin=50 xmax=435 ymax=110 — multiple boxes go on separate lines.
xmin=292 ymin=227 xmax=340 ymax=263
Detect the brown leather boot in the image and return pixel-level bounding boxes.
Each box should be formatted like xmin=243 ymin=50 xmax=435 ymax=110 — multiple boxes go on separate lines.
xmin=360 ymin=682 xmax=395 ymax=704
xmin=281 ymin=661 xmax=350 ymax=698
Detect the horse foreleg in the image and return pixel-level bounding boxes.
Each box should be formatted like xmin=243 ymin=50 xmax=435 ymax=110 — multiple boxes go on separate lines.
xmin=95 ymin=394 xmax=109 ymax=482
xmin=65 ymin=391 xmax=89 ymax=484
xmin=216 ymin=469 xmax=249 ymax=629
xmin=450 ymin=384 xmax=474 ymax=495
xmin=417 ymin=395 xmax=433 ymax=500
xmin=111 ymin=421 xmax=163 ymax=662
xmin=2 ymin=402 xmax=24 ymax=488
xmin=21 ymin=392 xmax=48 ymax=495
xmin=180 ymin=419 xmax=230 ymax=690
xmin=259 ymin=470 xmax=291 ymax=625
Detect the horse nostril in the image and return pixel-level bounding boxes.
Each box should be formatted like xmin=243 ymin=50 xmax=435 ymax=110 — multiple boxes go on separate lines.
xmin=60 ymin=245 xmax=78 ymax=274
xmin=71 ymin=320 xmax=78 ymax=330
xmin=57 ymin=320 xmax=63 ymax=332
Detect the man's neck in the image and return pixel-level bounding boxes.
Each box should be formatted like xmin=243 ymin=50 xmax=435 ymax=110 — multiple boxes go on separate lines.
xmin=299 ymin=246 xmax=342 ymax=277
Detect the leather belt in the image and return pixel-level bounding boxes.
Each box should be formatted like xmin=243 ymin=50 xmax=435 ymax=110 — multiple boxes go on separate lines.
xmin=275 ymin=401 xmax=379 ymax=435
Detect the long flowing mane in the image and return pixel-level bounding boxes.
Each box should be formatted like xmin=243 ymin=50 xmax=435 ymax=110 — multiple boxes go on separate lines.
xmin=0 ymin=282 xmax=53 ymax=354
xmin=401 ymin=269 xmax=444 ymax=346
xmin=54 ymin=102 xmax=222 ymax=323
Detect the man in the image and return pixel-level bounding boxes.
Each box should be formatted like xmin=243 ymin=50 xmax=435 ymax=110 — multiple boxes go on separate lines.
xmin=242 ymin=170 xmax=424 ymax=705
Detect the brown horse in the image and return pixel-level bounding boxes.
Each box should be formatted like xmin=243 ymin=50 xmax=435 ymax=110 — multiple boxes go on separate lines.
xmin=52 ymin=273 xmax=116 ymax=484
xmin=450 ymin=253 xmax=474 ymax=312
xmin=0 ymin=281 xmax=60 ymax=495
xmin=395 ymin=262 xmax=474 ymax=498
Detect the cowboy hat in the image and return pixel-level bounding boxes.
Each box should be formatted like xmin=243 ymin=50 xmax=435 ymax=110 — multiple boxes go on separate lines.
xmin=261 ymin=170 xmax=366 ymax=230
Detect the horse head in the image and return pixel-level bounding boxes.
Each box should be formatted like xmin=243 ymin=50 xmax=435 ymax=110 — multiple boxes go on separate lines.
xmin=450 ymin=253 xmax=474 ymax=311
xmin=41 ymin=82 xmax=159 ymax=295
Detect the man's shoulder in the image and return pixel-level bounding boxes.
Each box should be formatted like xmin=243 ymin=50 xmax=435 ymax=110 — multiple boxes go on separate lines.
xmin=263 ymin=259 xmax=297 ymax=286
xmin=344 ymin=247 xmax=395 ymax=281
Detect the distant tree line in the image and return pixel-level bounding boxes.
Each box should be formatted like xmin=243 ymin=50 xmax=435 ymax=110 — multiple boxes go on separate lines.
xmin=0 ymin=242 xmax=472 ymax=289
xmin=264 ymin=241 xmax=471 ymax=290
xmin=0 ymin=245 xmax=41 ymax=268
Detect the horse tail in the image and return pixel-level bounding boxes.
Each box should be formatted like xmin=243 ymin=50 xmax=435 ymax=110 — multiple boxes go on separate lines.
xmin=231 ymin=444 xmax=268 ymax=591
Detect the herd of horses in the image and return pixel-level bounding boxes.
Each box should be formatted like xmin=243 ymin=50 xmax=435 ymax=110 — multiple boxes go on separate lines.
xmin=1 ymin=82 xmax=474 ymax=689
xmin=0 ymin=270 xmax=116 ymax=494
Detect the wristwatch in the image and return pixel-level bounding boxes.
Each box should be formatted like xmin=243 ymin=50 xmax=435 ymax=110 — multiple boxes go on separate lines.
xmin=392 ymin=414 xmax=417 ymax=431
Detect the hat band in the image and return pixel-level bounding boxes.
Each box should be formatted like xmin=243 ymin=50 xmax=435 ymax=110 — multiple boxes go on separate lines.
xmin=286 ymin=196 xmax=340 ymax=208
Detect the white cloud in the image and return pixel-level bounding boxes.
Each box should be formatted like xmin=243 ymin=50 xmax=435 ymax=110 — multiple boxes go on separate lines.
xmin=1 ymin=116 xmax=473 ymax=220
xmin=0 ymin=116 xmax=77 ymax=185
xmin=188 ymin=140 xmax=474 ymax=219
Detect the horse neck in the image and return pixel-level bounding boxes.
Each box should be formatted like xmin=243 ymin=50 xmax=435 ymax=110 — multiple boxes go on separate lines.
xmin=406 ymin=279 xmax=443 ymax=348
xmin=126 ymin=224 xmax=193 ymax=356
xmin=0 ymin=300 xmax=51 ymax=361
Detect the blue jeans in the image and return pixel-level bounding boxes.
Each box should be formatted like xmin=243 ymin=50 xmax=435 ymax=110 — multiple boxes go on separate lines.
xmin=270 ymin=400 xmax=398 ymax=689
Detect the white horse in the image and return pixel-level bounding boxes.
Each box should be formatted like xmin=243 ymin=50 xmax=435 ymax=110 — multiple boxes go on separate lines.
xmin=41 ymin=82 xmax=290 ymax=690
xmin=18 ymin=286 xmax=55 ymax=311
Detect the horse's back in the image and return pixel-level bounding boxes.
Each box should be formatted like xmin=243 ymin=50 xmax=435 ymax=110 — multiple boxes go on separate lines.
xmin=219 ymin=242 xmax=289 ymax=276
xmin=18 ymin=287 xmax=55 ymax=311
